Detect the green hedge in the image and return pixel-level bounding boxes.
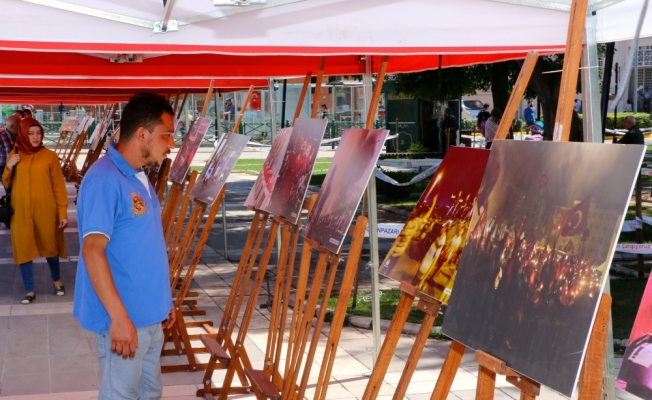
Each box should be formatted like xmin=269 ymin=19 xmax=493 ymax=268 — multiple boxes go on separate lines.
xmin=579 ymin=112 xmax=651 ymax=129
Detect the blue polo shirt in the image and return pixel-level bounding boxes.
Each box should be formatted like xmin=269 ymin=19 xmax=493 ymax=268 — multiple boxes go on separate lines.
xmin=73 ymin=144 xmax=172 ymax=334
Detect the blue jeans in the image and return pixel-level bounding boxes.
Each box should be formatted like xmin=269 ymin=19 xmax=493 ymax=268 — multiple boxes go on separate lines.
xmin=19 ymin=256 xmax=61 ymax=293
xmin=95 ymin=323 xmax=164 ymax=400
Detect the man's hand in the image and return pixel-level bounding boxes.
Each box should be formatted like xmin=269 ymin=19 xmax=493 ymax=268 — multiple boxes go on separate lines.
xmin=58 ymin=219 xmax=68 ymax=230
xmin=110 ymin=314 xmax=138 ymax=359
xmin=162 ymin=308 xmax=176 ymax=330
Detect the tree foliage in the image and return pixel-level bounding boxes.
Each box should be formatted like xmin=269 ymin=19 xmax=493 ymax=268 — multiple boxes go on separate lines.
xmin=388 ymin=54 xmax=584 ymax=142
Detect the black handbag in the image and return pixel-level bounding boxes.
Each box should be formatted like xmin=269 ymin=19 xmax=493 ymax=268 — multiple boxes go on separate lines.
xmin=0 ymin=151 xmax=17 ymax=228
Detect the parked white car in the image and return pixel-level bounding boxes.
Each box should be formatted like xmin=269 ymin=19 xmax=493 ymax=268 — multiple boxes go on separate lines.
xmin=461 ymin=100 xmax=485 ymax=119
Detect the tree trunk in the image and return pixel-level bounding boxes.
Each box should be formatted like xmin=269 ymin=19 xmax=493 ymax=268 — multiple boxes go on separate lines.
xmin=528 ymin=59 xmax=561 ymax=140
xmin=491 ymin=62 xmax=511 ymax=112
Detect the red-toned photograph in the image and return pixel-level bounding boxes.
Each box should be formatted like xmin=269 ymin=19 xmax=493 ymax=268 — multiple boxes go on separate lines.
xmin=245 ymin=127 xmax=292 ymax=211
xmin=303 ymin=128 xmax=389 ymax=254
xmin=190 ymin=132 xmax=249 ymax=205
xmin=266 ymin=119 xmax=327 ymax=224
xmin=379 ymin=147 xmax=490 ymax=303
xmin=168 ymin=117 xmax=211 ymax=184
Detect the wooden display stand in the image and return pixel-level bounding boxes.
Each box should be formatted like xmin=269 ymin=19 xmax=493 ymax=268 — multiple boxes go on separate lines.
xmin=361 ymin=51 xmax=539 ymax=400
xmin=75 ymin=103 xmax=118 ymax=188
xmin=240 ymin=215 xmax=367 ymax=400
xmin=197 ymin=70 xmax=321 ymax=399
xmin=197 ymin=195 xmax=317 ymax=399
xmin=425 ymin=294 xmax=611 ymax=400
xmin=148 ymin=157 xmax=172 ymax=203
xmin=61 ymin=108 xmax=99 ymax=178
xmin=161 ymin=81 xmax=215 ymax=242
xmin=161 ymin=186 xmax=226 ymax=373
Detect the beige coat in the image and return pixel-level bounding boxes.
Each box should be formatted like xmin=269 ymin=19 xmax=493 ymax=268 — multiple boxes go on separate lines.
xmin=2 ymin=148 xmax=68 ymax=264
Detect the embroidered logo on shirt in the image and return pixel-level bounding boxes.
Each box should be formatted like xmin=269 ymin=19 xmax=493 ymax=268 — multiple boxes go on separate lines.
xmin=130 ymin=193 xmax=147 ymax=216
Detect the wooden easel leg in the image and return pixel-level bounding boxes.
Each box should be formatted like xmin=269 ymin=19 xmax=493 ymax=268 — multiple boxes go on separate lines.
xmin=311 ymin=218 xmax=367 ymax=400
xmin=282 ymin=251 xmax=330 ymax=399
xmin=296 ymin=254 xmax=341 ymax=400
xmin=361 ymin=292 xmax=415 ymax=400
xmin=392 ymin=299 xmax=441 ymax=400
xmin=430 ymin=341 xmax=466 ymax=400
xmin=578 ymin=294 xmax=611 ymax=399
xmin=476 ymin=365 xmax=497 ymax=400
xmin=217 ymin=219 xmax=281 ymax=400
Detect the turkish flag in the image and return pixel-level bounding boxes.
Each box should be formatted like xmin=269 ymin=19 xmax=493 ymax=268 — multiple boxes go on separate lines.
xmin=560 ymin=196 xmax=590 ymax=237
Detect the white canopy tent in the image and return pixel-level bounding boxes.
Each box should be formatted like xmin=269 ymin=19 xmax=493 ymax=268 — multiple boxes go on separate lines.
xmin=1 ymin=1 xmax=649 ymax=390
xmin=0 ymin=0 xmax=650 ymax=82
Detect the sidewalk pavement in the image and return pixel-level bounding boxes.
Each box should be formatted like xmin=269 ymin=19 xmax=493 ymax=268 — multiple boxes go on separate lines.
xmin=0 ymin=170 xmax=637 ymax=399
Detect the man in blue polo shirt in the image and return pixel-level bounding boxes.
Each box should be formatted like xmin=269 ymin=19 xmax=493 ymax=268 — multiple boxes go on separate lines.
xmin=74 ymin=92 xmax=176 ymax=399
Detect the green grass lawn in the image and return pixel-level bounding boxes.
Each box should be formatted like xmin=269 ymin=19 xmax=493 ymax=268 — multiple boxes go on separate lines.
xmin=323 ymin=289 xmax=445 ymax=339
xmin=193 ymin=158 xmax=333 ymax=187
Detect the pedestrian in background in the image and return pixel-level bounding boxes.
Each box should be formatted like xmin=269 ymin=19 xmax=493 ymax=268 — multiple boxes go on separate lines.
xmin=476 ymin=103 xmax=491 ymax=136
xmin=0 ymin=116 xmax=18 ymax=193
xmin=618 ymin=116 xmax=644 ymax=145
xmin=484 ymin=108 xmax=502 ymax=149
xmin=524 ymin=101 xmax=535 ymax=134
xmin=2 ymin=118 xmax=68 ymax=304
xmin=439 ymin=107 xmax=459 ymax=154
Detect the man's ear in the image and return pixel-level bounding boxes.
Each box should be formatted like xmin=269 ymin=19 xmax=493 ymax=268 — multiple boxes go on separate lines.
xmin=134 ymin=126 xmax=148 ymax=143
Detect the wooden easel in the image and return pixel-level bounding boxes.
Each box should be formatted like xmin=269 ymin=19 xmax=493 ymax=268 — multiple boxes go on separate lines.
xmin=161 ymin=185 xmax=226 ymax=373
xmin=240 ymin=215 xmax=368 ymax=400
xmin=197 ymin=195 xmax=317 ymax=399
xmin=147 ymin=157 xmax=172 ymax=203
xmin=65 ymin=105 xmax=114 ymax=182
xmin=160 ymin=85 xmax=255 ymax=373
xmin=160 ymin=82 xmax=215 ymax=241
xmin=61 ymin=109 xmax=96 ymax=174
xmin=361 ymin=51 xmax=539 ymax=400
xmin=423 ymin=294 xmax=611 ymax=400
xmin=75 ymin=103 xmax=118 ymax=188
xmin=197 ymin=71 xmax=319 ymax=399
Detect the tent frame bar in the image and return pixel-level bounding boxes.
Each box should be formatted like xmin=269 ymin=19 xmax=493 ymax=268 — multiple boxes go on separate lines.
xmin=21 ymin=0 xmax=305 ymax=32
xmin=487 ymin=0 xmax=624 ymax=12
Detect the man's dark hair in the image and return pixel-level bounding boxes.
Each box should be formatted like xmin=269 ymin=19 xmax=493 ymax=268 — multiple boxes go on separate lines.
xmin=23 ymin=109 xmax=32 ymax=116
xmin=120 ymin=92 xmax=174 ymax=142
xmin=491 ymin=108 xmax=503 ymax=119
xmin=14 ymin=110 xmax=24 ymax=118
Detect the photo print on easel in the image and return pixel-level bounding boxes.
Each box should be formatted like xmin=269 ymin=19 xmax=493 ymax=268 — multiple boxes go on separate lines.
xmin=168 ymin=117 xmax=211 ymax=184
xmin=617 ymin=276 xmax=652 ymax=398
xmin=190 ymin=132 xmax=248 ymax=205
xmin=265 ymin=118 xmax=328 ymax=224
xmin=303 ymin=128 xmax=389 ymax=253
xmin=59 ymin=116 xmax=79 ymax=132
xmin=245 ymin=126 xmax=292 ymax=211
xmin=379 ymin=147 xmax=490 ymax=303
xmin=442 ymin=140 xmax=645 ymax=397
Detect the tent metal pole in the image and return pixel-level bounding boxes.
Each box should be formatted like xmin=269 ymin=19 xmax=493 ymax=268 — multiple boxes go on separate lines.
xmin=362 ymin=55 xmax=382 ymax=369
xmin=600 ymin=43 xmax=615 ymax=142
xmin=281 ymin=79 xmax=287 ymax=129
xmin=269 ymin=79 xmax=277 ymax=143
xmin=581 ymin=1 xmax=602 ymax=143
xmin=580 ymin=1 xmax=615 ymax=395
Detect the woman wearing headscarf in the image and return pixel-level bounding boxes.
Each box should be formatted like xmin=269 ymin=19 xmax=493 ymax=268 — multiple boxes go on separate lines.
xmin=3 ymin=118 xmax=68 ymax=304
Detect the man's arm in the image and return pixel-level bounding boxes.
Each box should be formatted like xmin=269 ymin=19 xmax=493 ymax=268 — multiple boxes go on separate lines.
xmin=81 ymin=234 xmax=138 ymax=359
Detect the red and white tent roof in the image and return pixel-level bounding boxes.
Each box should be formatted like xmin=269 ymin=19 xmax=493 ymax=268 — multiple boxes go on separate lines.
xmin=0 ymin=0 xmax=649 ymax=100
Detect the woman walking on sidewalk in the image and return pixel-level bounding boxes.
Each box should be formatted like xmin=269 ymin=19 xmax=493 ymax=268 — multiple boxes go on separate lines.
xmin=2 ymin=118 xmax=69 ymax=304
